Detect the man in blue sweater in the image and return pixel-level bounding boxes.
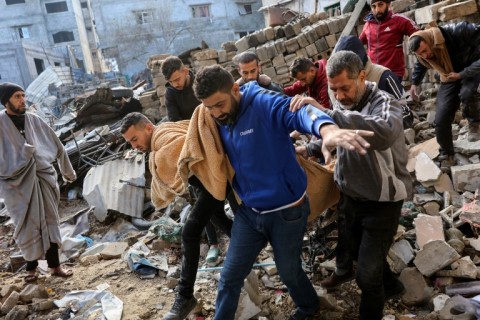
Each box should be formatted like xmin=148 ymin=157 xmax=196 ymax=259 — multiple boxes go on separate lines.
xmin=193 ymin=65 xmax=372 ymax=320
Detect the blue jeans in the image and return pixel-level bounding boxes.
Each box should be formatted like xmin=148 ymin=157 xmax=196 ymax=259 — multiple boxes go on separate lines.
xmin=214 ymin=200 xmax=319 ymax=320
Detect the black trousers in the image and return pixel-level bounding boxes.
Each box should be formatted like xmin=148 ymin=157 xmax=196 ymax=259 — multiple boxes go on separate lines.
xmin=177 ymin=176 xmax=233 ymax=298
xmin=26 ymin=242 xmax=60 ymax=271
xmin=335 ymin=193 xmax=402 ymax=320
xmin=435 ymin=73 xmax=480 ymax=155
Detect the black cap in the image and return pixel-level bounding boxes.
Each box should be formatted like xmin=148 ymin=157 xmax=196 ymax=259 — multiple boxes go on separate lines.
xmin=0 ymin=82 xmax=25 ymax=105
xmin=335 ymin=35 xmax=368 ymax=67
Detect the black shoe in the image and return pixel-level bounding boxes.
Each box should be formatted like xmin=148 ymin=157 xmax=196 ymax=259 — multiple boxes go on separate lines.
xmin=163 ymin=295 xmax=197 ymax=320
xmin=320 ymin=267 xmax=355 ymax=289
xmin=384 ymin=280 xmax=405 ymax=300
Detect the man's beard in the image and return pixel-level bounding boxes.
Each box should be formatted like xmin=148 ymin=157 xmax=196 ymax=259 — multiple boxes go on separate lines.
xmin=7 ymin=102 xmax=26 ymax=115
xmin=213 ymin=95 xmax=240 ymax=126
xmin=338 ymin=82 xmax=364 ymax=110
xmin=375 ymin=10 xmax=388 ymax=21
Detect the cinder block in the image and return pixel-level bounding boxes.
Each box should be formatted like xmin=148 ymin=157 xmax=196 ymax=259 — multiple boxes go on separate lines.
xmin=306 ymin=43 xmax=318 ymax=57
xmin=315 ymin=37 xmax=329 ymax=53
xmin=284 ymin=38 xmax=300 ymax=53
xmin=296 ymin=34 xmax=310 ymax=48
xmin=283 ymin=24 xmax=296 ymax=38
xmin=263 ymin=27 xmax=275 ymax=41
xmin=313 ymin=20 xmax=329 ymax=37
xmin=274 ymin=38 xmax=286 ymax=54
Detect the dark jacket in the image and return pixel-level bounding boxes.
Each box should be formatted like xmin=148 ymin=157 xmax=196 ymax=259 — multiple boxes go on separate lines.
xmin=284 ymin=59 xmax=331 ymax=109
xmin=165 ymin=71 xmax=201 ymax=121
xmin=412 ymin=22 xmax=480 ymax=85
xmin=217 ymin=82 xmax=334 ymax=212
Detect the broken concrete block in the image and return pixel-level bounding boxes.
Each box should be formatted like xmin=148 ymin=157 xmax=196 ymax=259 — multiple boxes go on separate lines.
xmin=415 ymin=152 xmax=442 ymax=184
xmin=80 ymin=254 xmax=100 ymax=266
xmin=414 ymin=240 xmax=460 ymax=277
xmin=414 ymin=0 xmax=454 ymax=24
xmin=296 ymin=34 xmax=310 ymax=48
xmin=255 ymin=46 xmax=269 ymax=61
xmin=254 ymin=30 xmax=266 ymax=45
xmin=436 ymin=256 xmax=477 ymax=279
xmin=0 ymin=291 xmax=19 ymax=315
xmin=432 ymin=294 xmax=450 ymax=311
xmin=304 ymin=27 xmax=319 ymax=44
xmin=100 ymin=242 xmax=129 ymax=260
xmin=31 ymin=298 xmax=54 ymax=312
xmin=414 ymin=214 xmax=445 ymax=250
xmin=193 ymin=49 xmax=218 ymax=61
xmin=423 ymin=202 xmax=440 ymax=215
xmin=407 ymin=138 xmax=440 ymax=172
xmin=413 ymin=193 xmax=443 ymax=206
xmin=434 ymin=173 xmax=455 ymax=193
xmin=0 ymin=285 xmax=19 ymax=300
xmin=235 ymin=289 xmax=261 ymax=320
xmin=439 ymin=0 xmax=478 ymax=21
xmin=19 ymin=284 xmax=48 ymax=303
xmin=451 ymin=163 xmax=480 ymax=192
xmin=447 ymin=238 xmax=465 ymax=254
xmin=244 ymin=271 xmax=262 ymax=306
xmin=282 ymin=24 xmax=296 ymax=38
xmin=291 ymin=21 xmax=303 ymax=35
xmin=263 ymin=27 xmax=275 ymax=41
xmin=284 ymin=38 xmax=300 ymax=53
xmin=218 ymin=50 xmax=228 ymax=63
xmin=466 ymin=237 xmax=480 ymax=251
xmin=235 ymin=37 xmax=250 ymax=53
xmin=4 ymin=305 xmax=28 ymax=320
xmin=325 ymin=34 xmax=337 ymax=48
xmin=306 ymin=43 xmax=318 ymax=57
xmin=438 ymin=295 xmax=476 ymax=320
xmin=274 ymin=38 xmax=286 ymax=54
xmin=389 ymin=239 xmax=415 ymax=273
xmin=399 ymin=267 xmax=430 ymax=306
xmin=315 ymin=37 xmax=329 ymax=53
xmin=313 ymin=20 xmax=329 ymax=37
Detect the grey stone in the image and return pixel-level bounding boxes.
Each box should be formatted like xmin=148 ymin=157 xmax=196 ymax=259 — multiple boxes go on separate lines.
xmin=100 ymin=242 xmax=128 ymax=260
xmin=451 ymin=163 xmax=480 ymax=192
xmin=5 ymin=305 xmax=28 ymax=320
xmin=436 ymin=256 xmax=477 ymax=279
xmin=19 ymin=284 xmax=48 ymax=303
xmin=0 ymin=291 xmax=19 ymax=315
xmin=388 ymin=239 xmax=415 ymax=273
xmin=399 ymin=267 xmax=430 ymax=306
xmin=414 ymin=214 xmax=445 ymax=250
xmin=415 ymin=152 xmax=442 ymax=184
xmin=414 ymin=240 xmax=460 ymax=277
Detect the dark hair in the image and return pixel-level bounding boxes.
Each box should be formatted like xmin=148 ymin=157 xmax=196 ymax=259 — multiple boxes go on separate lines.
xmin=326 ymin=51 xmax=364 ymax=79
xmin=161 ymin=56 xmax=184 ymax=80
xmin=194 ymin=65 xmax=235 ymax=100
xmin=409 ymin=35 xmax=423 ymax=53
xmin=120 ymin=112 xmax=151 ymax=134
xmin=290 ymin=57 xmax=314 ymax=78
xmin=234 ymin=51 xmax=259 ymax=65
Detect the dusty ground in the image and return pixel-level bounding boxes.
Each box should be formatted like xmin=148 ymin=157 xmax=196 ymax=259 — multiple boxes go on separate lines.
xmin=0 ymin=198 xmax=430 ymax=320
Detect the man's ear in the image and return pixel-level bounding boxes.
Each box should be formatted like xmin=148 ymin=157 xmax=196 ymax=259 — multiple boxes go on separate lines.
xmin=145 ymin=122 xmax=154 ymax=133
xmin=359 ymin=69 xmax=366 ymax=83
xmin=232 ymin=82 xmax=241 ymax=96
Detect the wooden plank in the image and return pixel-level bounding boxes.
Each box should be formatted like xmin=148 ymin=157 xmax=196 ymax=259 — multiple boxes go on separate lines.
xmin=340 ymin=0 xmax=367 ymax=38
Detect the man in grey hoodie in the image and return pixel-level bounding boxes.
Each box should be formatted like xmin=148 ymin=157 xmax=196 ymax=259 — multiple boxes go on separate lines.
xmin=306 ymin=51 xmax=412 ymax=320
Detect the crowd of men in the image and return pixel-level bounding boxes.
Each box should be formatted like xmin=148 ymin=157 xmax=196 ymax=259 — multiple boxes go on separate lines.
xmin=1 ymin=0 xmax=479 ymax=319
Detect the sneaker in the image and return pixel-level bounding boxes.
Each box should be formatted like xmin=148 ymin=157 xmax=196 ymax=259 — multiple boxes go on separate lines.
xmin=320 ymin=267 xmax=355 ymax=289
xmin=206 ymin=245 xmax=220 ymax=263
xmin=468 ymin=122 xmax=480 ymax=142
xmin=163 ymin=295 xmax=197 ymax=320
xmin=384 ymin=280 xmax=406 ymax=300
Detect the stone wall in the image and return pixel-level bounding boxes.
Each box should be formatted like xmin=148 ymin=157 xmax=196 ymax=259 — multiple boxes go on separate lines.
xmin=139 ymin=0 xmax=479 ymax=122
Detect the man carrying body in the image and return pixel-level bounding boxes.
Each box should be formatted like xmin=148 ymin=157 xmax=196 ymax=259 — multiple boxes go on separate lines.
xmin=0 ymin=82 xmax=75 ymax=282
xmin=234 ymin=51 xmax=283 ymax=93
xmin=121 ymin=112 xmax=232 ymax=320
xmin=319 ymin=51 xmax=411 ymax=320
xmin=360 ymin=0 xmax=418 ymax=80
xmin=284 ymin=57 xmax=331 ymax=109
xmin=193 ymin=65 xmax=371 ymax=320
xmin=409 ymin=22 xmax=480 ymax=163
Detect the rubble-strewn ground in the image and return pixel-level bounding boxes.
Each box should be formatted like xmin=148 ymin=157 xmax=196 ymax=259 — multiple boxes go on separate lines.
xmin=0 ymin=197 xmax=433 ymax=320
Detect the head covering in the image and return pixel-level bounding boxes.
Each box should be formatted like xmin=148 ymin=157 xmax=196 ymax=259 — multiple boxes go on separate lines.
xmin=0 ymin=82 xmax=25 ymax=105
xmin=335 ymin=35 xmax=368 ymax=66
xmin=368 ymin=0 xmax=391 ymax=5
xmin=409 ymin=27 xmax=454 ymax=82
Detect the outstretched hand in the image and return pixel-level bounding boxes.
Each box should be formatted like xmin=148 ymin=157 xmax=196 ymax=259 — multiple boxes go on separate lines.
xmin=289 ymin=95 xmax=325 ymax=112
xmin=319 ymin=125 xmax=374 ymax=164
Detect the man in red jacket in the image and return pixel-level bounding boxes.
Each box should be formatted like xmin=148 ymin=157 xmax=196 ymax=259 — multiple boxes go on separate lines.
xmin=284 ymin=57 xmax=331 ymax=109
xmin=359 ymin=0 xmax=418 ymax=80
